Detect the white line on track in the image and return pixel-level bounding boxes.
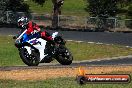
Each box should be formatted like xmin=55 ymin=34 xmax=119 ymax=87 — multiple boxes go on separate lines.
xmin=67 ymin=39 xmax=132 ymax=48
xmin=8 ymin=34 xmax=132 ymax=48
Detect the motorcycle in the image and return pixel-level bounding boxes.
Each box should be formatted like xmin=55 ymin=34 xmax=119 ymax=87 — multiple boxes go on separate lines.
xmin=13 ymin=29 xmax=73 ymax=66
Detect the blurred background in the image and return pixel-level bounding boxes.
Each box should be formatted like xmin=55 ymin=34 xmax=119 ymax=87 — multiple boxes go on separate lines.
xmin=0 ymin=0 xmax=131 ymax=32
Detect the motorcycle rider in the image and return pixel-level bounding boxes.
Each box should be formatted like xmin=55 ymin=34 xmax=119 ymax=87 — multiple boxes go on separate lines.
xmin=17 ymin=16 xmax=54 ymax=44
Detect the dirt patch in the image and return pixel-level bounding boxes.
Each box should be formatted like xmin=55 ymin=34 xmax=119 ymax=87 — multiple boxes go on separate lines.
xmin=0 ymin=66 xmax=132 ymax=81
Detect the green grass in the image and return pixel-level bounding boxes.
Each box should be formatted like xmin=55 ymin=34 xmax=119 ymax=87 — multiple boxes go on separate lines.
xmin=25 ymin=0 xmax=88 ymax=16
xmin=0 ymin=36 xmax=132 ymax=66
xmin=26 ymin=0 xmax=53 ymax=14
xmin=0 ymin=76 xmax=132 ymax=88
xmin=0 ymin=36 xmax=23 ymax=66
xmin=67 ymin=42 xmax=132 ymax=60
xmin=24 ymin=0 xmax=131 ymax=18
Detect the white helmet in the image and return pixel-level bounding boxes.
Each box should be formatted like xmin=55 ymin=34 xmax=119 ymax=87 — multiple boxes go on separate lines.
xmin=17 ymin=17 xmax=28 ymax=28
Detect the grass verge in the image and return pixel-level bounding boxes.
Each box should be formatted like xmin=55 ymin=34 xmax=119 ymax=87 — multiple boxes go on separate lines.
xmin=67 ymin=41 xmax=132 ymax=60
xmin=25 ymin=0 xmax=88 ymax=16
xmin=0 ymin=66 xmax=132 ymax=88
xmin=0 ymin=75 xmax=132 ymax=88
xmin=0 ymin=36 xmax=132 ymax=66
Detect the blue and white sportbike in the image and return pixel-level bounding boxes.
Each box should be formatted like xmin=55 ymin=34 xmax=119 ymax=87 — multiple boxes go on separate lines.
xmin=13 ymin=29 xmax=73 ymax=66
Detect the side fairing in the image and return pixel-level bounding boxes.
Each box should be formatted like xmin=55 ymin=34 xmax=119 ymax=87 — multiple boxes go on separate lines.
xmin=30 ymin=38 xmax=47 ymax=61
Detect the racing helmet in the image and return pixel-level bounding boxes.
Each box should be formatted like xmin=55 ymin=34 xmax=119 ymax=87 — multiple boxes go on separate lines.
xmin=17 ymin=17 xmax=28 ymax=28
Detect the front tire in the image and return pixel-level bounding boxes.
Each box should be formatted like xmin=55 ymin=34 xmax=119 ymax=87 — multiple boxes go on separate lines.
xmin=19 ymin=48 xmax=40 ymax=66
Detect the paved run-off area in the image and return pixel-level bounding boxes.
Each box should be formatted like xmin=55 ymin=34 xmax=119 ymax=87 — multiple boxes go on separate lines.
xmin=0 ymin=66 xmax=132 ymax=81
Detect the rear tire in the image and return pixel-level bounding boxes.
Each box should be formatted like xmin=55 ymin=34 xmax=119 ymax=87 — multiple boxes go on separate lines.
xmin=56 ymin=46 xmax=73 ymax=65
xmin=19 ymin=48 xmax=40 ymax=66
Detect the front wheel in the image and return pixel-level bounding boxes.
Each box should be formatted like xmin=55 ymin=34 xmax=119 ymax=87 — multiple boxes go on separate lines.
xmin=55 ymin=46 xmax=73 ymax=65
xmin=19 ymin=48 xmax=40 ymax=66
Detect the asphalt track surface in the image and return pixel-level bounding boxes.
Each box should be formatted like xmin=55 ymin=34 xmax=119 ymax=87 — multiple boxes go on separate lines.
xmin=1 ymin=28 xmax=132 ymax=46
xmin=0 ymin=28 xmax=132 ymax=68
xmin=0 ymin=56 xmax=132 ymax=71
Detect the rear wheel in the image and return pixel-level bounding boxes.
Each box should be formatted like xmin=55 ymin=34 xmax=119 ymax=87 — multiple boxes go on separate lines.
xmin=19 ymin=48 xmax=40 ymax=66
xmin=56 ymin=46 xmax=73 ymax=65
